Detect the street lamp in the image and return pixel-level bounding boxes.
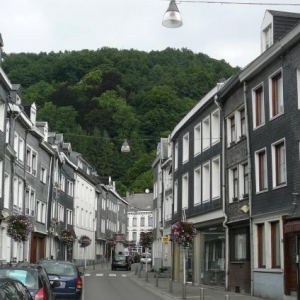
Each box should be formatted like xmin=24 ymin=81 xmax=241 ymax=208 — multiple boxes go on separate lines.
xmin=162 ymin=0 xmax=183 ymax=28
xmin=121 ymin=139 xmax=130 ymax=153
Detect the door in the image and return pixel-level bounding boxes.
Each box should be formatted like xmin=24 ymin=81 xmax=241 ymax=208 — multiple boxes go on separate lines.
xmin=285 ymin=234 xmax=297 ymax=295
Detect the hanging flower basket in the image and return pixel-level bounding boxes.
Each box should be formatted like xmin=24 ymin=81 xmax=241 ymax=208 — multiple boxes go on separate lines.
xmin=139 ymin=232 xmax=155 ymax=249
xmin=106 ymin=238 xmax=116 ymax=247
xmin=58 ymin=229 xmax=74 ymax=246
xmin=78 ymin=235 xmax=91 ymax=248
xmin=171 ymin=220 xmax=197 ymax=248
xmin=6 ymin=215 xmax=33 ymax=243
xmin=122 ymin=240 xmax=135 ymax=248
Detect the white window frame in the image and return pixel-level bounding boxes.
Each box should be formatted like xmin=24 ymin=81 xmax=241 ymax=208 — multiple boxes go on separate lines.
xmin=36 ymin=200 xmax=46 ymax=223
xmin=67 ymin=180 xmax=74 ymax=197
xmin=60 ymin=174 xmax=65 ymax=192
xmin=211 ymin=156 xmax=220 ymax=199
xmin=174 ymin=180 xmax=178 ymax=214
xmin=67 ymin=209 xmax=73 ymax=225
xmin=269 ymin=69 xmax=284 ymax=119
xmin=194 ymin=166 xmax=201 ymax=206
xmin=182 ymin=133 xmax=189 ymax=163
xmin=182 ymin=173 xmax=189 ymax=209
xmin=14 ymin=133 xmax=25 ymax=163
xmin=4 ymin=173 xmax=9 ymax=209
xmin=255 ymin=148 xmax=268 ymax=193
xmin=174 ymin=142 xmax=178 ymax=170
xmin=271 ymin=139 xmax=287 ymax=188
xmin=202 ymin=161 xmax=210 ymax=202
xmin=26 ymin=145 xmax=37 ymax=176
xmin=194 ymin=123 xmax=201 ymax=156
xmin=297 ymin=68 xmax=300 ymax=110
xmin=40 ymin=166 xmax=47 ymax=183
xmin=252 ymin=83 xmax=265 ymax=129
xmin=202 ymin=117 xmax=210 ymax=150
xmin=211 ymin=109 xmax=220 ymax=145
xmin=13 ymin=176 xmax=23 ymax=211
xmin=0 ymin=100 xmax=5 ymax=132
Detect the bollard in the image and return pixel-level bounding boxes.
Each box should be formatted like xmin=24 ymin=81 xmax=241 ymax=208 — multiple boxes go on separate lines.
xmin=182 ymin=283 xmax=186 ymax=299
xmin=138 ymin=265 xmax=141 ymax=278
xmin=145 ymin=270 xmax=148 ymax=282
xmin=169 ymin=278 xmax=173 ymax=293
xmin=135 ymin=265 xmax=138 ymax=275
xmin=225 ymin=295 xmax=230 ymax=300
xmin=200 ymin=288 xmax=204 ymax=300
xmin=93 ymin=259 xmax=95 ymax=270
xmin=156 ymin=275 xmax=158 ymax=287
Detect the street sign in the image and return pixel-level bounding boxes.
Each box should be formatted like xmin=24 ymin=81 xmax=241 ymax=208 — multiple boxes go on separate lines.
xmin=162 ymin=236 xmax=169 ymax=243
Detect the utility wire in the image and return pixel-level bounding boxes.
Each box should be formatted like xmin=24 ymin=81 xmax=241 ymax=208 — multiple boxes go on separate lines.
xmin=171 ymin=1 xmax=300 ymax=5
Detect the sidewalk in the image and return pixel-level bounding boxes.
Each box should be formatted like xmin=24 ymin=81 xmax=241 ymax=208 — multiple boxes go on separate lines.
xmin=80 ymin=263 xmax=266 ymax=300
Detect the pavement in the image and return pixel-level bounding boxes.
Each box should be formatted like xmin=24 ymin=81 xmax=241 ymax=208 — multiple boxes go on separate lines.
xmin=79 ymin=262 xmax=266 ymax=300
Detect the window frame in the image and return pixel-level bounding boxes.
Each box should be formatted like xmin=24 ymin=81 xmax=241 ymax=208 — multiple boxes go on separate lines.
xmin=272 ymin=139 xmax=286 ymax=188
xmin=255 ymin=148 xmax=268 ymax=193
xmin=252 ymin=84 xmax=265 ymax=128
xmin=269 ymin=69 xmax=284 ymax=119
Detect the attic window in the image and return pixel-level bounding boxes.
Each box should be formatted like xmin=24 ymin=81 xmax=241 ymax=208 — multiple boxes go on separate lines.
xmin=264 ymin=25 xmax=272 ymax=50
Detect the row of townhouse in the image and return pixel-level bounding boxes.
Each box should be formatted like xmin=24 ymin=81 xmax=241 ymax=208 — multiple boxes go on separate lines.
xmin=0 ymin=37 xmax=128 ymax=265
xmin=152 ymin=10 xmax=300 ymax=300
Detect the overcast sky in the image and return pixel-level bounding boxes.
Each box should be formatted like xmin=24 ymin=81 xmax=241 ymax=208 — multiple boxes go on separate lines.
xmin=1 ymin=0 xmax=300 ymax=68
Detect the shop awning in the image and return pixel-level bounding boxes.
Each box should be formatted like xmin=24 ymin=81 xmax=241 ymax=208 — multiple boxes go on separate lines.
xmin=284 ymin=220 xmax=300 ymax=234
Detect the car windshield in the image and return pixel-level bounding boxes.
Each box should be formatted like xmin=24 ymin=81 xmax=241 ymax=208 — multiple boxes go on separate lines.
xmin=0 ymin=269 xmax=38 ymax=289
xmin=114 ymin=256 xmax=126 ymax=262
xmin=39 ymin=262 xmax=76 ymax=276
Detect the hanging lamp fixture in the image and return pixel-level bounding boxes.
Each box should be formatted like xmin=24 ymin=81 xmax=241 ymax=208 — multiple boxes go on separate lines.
xmin=121 ymin=139 xmax=130 ymax=153
xmin=162 ymin=0 xmax=183 ymax=29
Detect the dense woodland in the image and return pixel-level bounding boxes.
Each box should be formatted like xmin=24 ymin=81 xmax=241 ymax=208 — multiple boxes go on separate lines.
xmin=2 ymin=47 xmax=238 ymax=196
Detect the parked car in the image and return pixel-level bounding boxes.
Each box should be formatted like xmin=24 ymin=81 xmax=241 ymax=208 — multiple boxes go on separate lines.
xmin=0 ymin=263 xmax=60 ymax=300
xmin=111 ymin=255 xmax=132 ymax=271
xmin=0 ymin=275 xmax=33 ymax=300
xmin=37 ymin=260 xmax=83 ymax=300
xmin=140 ymin=253 xmax=152 ymax=264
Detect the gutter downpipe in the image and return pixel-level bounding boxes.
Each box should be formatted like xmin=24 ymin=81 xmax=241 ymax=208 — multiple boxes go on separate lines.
xmin=243 ymin=81 xmax=254 ymax=296
xmin=214 ymin=95 xmax=229 ymax=291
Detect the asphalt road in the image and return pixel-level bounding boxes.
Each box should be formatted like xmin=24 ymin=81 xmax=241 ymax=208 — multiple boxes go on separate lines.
xmin=82 ymin=266 xmax=165 ymax=300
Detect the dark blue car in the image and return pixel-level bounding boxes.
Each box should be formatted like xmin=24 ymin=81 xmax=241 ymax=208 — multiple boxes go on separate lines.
xmin=38 ymin=260 xmax=83 ymax=300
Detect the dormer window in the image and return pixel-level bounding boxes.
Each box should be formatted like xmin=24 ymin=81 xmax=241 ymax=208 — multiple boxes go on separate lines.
xmin=264 ymin=25 xmax=273 ymax=50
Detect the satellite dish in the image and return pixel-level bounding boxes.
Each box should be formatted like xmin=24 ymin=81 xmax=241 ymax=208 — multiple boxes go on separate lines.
xmin=145 ymin=189 xmax=150 ymax=194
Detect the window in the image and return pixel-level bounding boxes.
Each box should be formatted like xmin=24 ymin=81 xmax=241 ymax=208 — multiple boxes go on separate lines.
xmin=253 ymin=85 xmax=265 ymax=128
xmin=182 ymin=173 xmax=188 ymax=209
xmin=0 ymin=161 xmax=2 ymax=197
xmin=60 ymin=175 xmax=65 ymax=192
xmin=256 ymin=149 xmax=267 ymax=192
xmin=140 ymin=217 xmax=145 ymax=226
xmin=0 ymin=101 xmax=5 ymax=132
xmin=272 ymin=140 xmax=286 ymax=187
xmin=211 ymin=109 xmax=220 ymax=145
xmin=4 ymin=173 xmax=9 ymax=209
xmin=202 ymin=162 xmax=210 ymax=202
xmin=132 ymin=217 xmax=137 ymax=226
xmin=269 ymin=70 xmax=283 ymax=118
xmin=241 ymin=163 xmax=249 ymax=197
xmin=297 ymin=68 xmax=300 ymax=109
xmin=271 ymin=221 xmax=281 ymax=268
xmin=230 ymin=115 xmax=236 ymax=144
xmin=36 ymin=200 xmax=46 ymax=223
xmin=14 ymin=133 xmax=25 ymax=163
xmin=67 ymin=180 xmax=74 ymax=196
xmin=174 ymin=142 xmax=178 ymax=170
xmin=240 ymin=108 xmax=246 ymax=138
xmin=233 ymin=168 xmax=238 ymax=200
xmin=202 ymin=117 xmax=210 ymax=150
xmin=234 ymin=233 xmax=247 ymax=260
xmin=194 ymin=167 xmax=201 ymax=206
xmin=257 ymin=223 xmax=266 ymax=268
xmin=263 ymin=24 xmax=272 ymax=50
xmin=132 ymin=232 xmax=137 ymax=241
xmin=58 ymin=204 xmax=65 ymax=222
xmin=212 ymin=157 xmax=220 ymax=199
xmin=182 ymin=133 xmax=189 ymax=163
xmin=194 ymin=123 xmax=201 ymax=155
xmin=26 ymin=146 xmax=37 ymax=176
xmin=174 ymin=180 xmax=178 ymax=213
xmin=6 ymin=119 xmax=9 ymax=143
xmin=40 ymin=166 xmax=47 ymax=183
xmin=13 ymin=176 xmax=23 ymax=211
xmin=25 ymin=188 xmax=35 ymax=216
xmin=67 ymin=209 xmax=73 ymax=225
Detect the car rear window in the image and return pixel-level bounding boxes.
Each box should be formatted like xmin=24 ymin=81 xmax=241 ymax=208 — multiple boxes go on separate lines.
xmin=113 ymin=256 xmax=126 ymax=262
xmin=0 ymin=269 xmax=38 ymax=289
xmin=39 ymin=263 xmax=76 ymax=276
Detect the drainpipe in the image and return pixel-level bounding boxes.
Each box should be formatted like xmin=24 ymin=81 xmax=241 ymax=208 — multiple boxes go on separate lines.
xmin=243 ymin=81 xmax=254 ymax=296
xmin=214 ymin=95 xmax=229 ymax=291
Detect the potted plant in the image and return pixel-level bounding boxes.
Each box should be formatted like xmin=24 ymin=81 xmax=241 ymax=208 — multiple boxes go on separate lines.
xmin=171 ymin=220 xmax=197 ymax=248
xmin=78 ymin=235 xmax=91 ymax=248
xmin=58 ymin=229 xmax=74 ymax=246
xmin=6 ymin=215 xmax=33 ymax=243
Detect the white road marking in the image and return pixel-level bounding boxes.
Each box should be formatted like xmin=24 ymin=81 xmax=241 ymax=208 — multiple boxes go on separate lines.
xmin=84 ymin=274 xmax=91 ymax=276
xmin=122 ymin=274 xmax=127 ymax=277
xmin=109 ymin=274 xmax=116 ymax=276
xmin=96 ymin=274 xmax=103 ymax=276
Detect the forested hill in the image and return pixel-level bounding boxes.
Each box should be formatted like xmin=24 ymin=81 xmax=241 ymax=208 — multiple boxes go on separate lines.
xmin=2 ymin=47 xmax=237 ymax=196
